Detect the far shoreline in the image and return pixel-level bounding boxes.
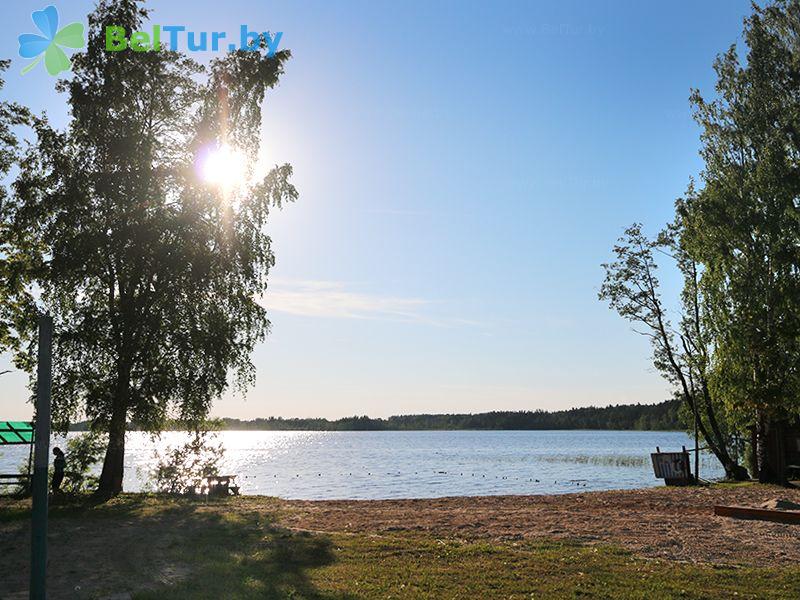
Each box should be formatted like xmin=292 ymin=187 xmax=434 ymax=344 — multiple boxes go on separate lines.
xmin=69 ymin=398 xmax=685 ymax=432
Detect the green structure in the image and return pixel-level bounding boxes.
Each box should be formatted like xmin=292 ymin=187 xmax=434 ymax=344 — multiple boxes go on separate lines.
xmin=0 ymin=421 xmax=34 ymax=444
xmin=0 ymin=421 xmax=34 ymax=491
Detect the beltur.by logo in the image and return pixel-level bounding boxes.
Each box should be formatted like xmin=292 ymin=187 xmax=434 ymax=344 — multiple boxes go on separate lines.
xmin=17 ymin=5 xmax=282 ymax=78
xmin=18 ymin=5 xmax=85 ymax=76
xmin=105 ymin=24 xmax=283 ymax=56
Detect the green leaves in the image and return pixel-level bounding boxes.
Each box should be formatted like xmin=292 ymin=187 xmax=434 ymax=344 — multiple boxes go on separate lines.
xmin=682 ymin=1 xmax=800 ymax=426
xmin=603 ymin=1 xmax=800 ymax=482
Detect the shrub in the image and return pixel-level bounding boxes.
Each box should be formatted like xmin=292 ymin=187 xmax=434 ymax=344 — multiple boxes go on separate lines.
xmin=61 ymin=430 xmax=107 ymax=494
xmin=150 ymin=429 xmax=225 ymax=495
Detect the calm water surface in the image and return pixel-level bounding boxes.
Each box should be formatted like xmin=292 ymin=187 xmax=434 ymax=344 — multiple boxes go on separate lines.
xmin=0 ymin=430 xmax=723 ymax=499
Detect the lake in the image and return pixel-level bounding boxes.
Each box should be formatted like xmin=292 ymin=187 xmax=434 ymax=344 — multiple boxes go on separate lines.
xmin=0 ymin=430 xmax=723 ymax=499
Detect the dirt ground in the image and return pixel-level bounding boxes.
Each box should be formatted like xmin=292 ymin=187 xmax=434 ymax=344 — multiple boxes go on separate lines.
xmin=273 ymin=484 xmax=800 ymax=566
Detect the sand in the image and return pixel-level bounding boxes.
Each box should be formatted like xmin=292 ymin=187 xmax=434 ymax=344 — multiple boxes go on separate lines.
xmin=273 ymin=484 xmax=800 ymax=565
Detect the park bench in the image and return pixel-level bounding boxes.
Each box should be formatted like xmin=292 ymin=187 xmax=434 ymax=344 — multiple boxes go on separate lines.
xmin=0 ymin=473 xmax=31 ymax=489
xmin=203 ymin=474 xmax=241 ymax=497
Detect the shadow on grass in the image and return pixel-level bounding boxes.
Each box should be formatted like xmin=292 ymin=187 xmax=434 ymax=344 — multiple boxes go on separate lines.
xmin=0 ymin=492 xmax=172 ymax=523
xmin=136 ymin=505 xmax=353 ymax=599
xmin=0 ymin=499 xmax=30 ymax=523
xmin=0 ymin=495 xmax=353 ymax=599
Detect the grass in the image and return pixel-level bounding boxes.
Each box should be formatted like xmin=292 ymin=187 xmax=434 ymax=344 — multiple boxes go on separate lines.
xmin=539 ymin=454 xmax=650 ymax=467
xmin=312 ymin=536 xmax=799 ymax=600
xmin=539 ymin=453 xmax=723 ymax=469
xmin=1 ymin=494 xmax=798 ymax=599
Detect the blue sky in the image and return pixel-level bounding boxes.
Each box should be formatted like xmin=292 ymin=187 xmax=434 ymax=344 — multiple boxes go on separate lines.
xmin=1 ymin=0 xmax=753 ymax=419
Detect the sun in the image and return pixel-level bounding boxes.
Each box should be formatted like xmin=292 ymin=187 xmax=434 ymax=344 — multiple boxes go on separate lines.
xmin=201 ymin=144 xmax=247 ymax=190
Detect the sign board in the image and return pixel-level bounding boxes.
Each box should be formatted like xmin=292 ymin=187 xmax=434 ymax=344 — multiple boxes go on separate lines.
xmin=0 ymin=421 xmax=34 ymax=445
xmin=651 ymin=451 xmax=692 ymax=485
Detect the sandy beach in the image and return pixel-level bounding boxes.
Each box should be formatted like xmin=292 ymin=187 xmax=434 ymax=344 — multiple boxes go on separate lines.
xmin=277 ymin=484 xmax=800 ymax=565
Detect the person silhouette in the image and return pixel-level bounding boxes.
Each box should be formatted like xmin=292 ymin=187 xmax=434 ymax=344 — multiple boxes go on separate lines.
xmin=52 ymin=447 xmax=66 ymax=494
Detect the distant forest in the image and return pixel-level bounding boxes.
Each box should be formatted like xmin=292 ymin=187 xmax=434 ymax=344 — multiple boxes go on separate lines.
xmin=73 ymin=400 xmax=682 ymax=432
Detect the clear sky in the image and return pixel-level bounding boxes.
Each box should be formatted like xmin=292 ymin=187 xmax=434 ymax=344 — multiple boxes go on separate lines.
xmin=0 ymin=0 xmax=754 ymax=420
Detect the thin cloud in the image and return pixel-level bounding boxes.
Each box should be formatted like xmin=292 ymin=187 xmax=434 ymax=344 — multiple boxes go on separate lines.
xmin=367 ymin=208 xmax=434 ymax=217
xmin=262 ymin=279 xmax=478 ymax=327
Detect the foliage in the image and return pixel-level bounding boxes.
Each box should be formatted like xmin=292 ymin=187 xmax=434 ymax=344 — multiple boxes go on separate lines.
xmin=4 ymin=0 xmax=296 ymax=495
xmin=678 ymin=0 xmax=800 ymax=482
xmin=0 ymin=61 xmax=37 ymax=373
xmin=683 ymin=1 xmax=800 ymax=422
xmin=599 ymin=224 xmax=747 ymax=479
xmin=60 ymin=430 xmax=107 ymax=494
xmin=149 ymin=429 xmax=225 ymax=495
xmin=601 ymin=1 xmax=800 ymax=484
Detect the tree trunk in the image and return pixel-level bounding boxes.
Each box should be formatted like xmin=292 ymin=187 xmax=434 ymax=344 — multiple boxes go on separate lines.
xmin=748 ymin=426 xmax=759 ymax=479
xmin=705 ymin=436 xmax=748 ymax=481
xmin=755 ymin=413 xmax=785 ymax=484
xmin=681 ymin=393 xmax=748 ymax=481
xmin=696 ymin=383 xmax=748 ymax=480
xmin=699 ymin=400 xmax=749 ymax=480
xmin=722 ymin=459 xmax=750 ymax=481
xmin=97 ymin=401 xmax=127 ymax=496
xmin=97 ymin=357 xmax=131 ymax=497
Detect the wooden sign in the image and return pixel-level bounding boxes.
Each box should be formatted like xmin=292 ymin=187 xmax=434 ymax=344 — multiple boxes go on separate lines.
xmin=651 ymin=451 xmax=692 ymax=485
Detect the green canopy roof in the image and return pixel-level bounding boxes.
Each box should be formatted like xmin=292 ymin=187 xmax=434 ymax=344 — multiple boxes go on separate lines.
xmin=0 ymin=421 xmax=34 ymax=445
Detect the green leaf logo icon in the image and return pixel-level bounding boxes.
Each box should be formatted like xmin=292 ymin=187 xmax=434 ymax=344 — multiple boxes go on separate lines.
xmin=18 ymin=5 xmax=85 ymax=76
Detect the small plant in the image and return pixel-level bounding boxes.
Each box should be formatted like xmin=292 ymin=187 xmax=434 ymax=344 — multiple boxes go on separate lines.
xmin=61 ymin=430 xmax=107 ymax=494
xmin=150 ymin=428 xmax=225 ymax=495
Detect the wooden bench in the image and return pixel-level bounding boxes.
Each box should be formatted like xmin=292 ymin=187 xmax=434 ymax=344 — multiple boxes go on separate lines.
xmin=203 ymin=475 xmax=240 ymax=497
xmin=0 ymin=473 xmax=31 ymax=490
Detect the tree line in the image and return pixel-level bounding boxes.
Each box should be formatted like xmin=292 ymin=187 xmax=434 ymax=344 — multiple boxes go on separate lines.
xmin=601 ymin=0 xmax=800 ymax=483
xmin=71 ymin=400 xmax=682 ymax=431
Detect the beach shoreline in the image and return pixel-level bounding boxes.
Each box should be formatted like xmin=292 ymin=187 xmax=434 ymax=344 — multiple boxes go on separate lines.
xmin=276 ymin=483 xmax=800 ymax=566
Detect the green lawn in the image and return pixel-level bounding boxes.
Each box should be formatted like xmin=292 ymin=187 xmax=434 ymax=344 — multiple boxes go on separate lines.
xmin=1 ymin=495 xmax=798 ymax=599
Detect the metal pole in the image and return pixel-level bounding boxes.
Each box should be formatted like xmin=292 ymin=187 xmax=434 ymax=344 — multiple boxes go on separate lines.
xmin=27 ymin=431 xmax=34 ymax=479
xmin=694 ymin=401 xmax=700 ymax=484
xmin=30 ymin=314 xmax=52 ymax=600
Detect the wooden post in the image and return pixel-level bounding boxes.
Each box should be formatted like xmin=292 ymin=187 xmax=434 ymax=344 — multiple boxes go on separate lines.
xmin=30 ymin=314 xmax=52 ymax=600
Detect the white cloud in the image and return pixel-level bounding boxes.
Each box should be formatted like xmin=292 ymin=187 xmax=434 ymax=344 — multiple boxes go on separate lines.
xmin=261 ymin=279 xmax=475 ymax=326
